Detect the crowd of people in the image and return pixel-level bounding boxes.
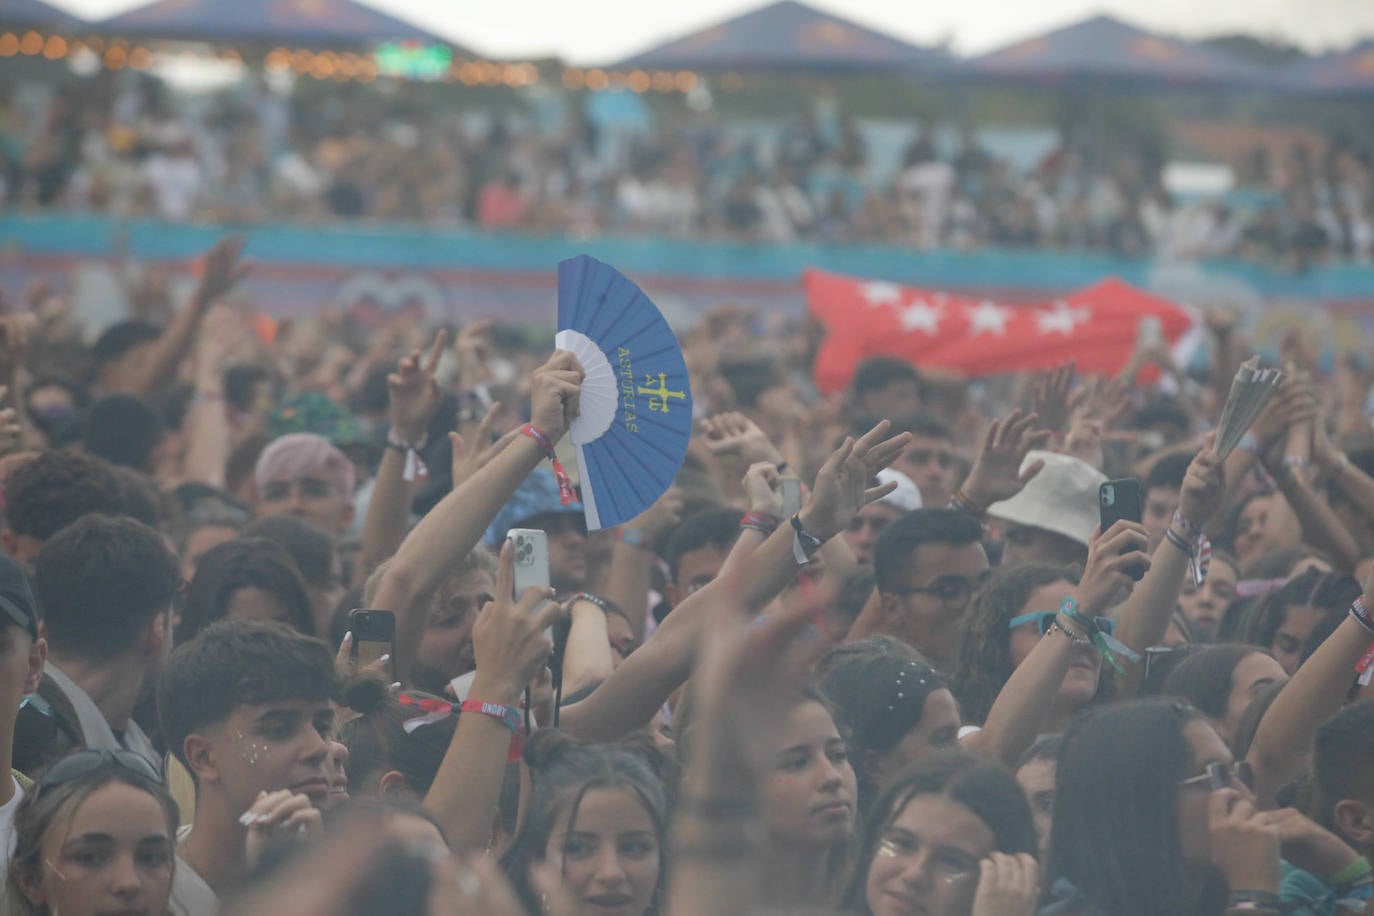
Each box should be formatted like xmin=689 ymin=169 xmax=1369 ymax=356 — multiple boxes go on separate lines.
xmin=3 ymin=69 xmax=1373 ymax=266
xmin=0 ymin=227 xmax=1365 ymax=916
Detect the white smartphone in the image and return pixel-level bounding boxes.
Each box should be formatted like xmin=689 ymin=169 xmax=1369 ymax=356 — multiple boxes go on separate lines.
xmin=507 ymin=528 xmax=551 ymax=599
xmin=781 ymin=478 xmax=803 ymax=516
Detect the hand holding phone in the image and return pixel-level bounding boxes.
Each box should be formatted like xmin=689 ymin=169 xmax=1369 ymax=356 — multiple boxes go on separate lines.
xmin=348 ymin=610 xmax=396 ymax=680
xmin=1099 ymin=479 xmax=1146 ymax=582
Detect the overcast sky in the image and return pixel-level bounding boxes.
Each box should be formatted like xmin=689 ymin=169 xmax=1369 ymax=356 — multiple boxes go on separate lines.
xmin=52 ymin=0 xmax=1374 ymax=64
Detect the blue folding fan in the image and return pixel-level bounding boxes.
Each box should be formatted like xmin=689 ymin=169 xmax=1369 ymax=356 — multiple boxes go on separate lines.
xmin=555 ymin=255 xmax=692 ymax=531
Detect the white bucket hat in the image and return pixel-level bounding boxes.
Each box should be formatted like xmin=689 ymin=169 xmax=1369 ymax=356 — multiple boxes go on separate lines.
xmin=985 ymin=450 xmax=1106 ymax=547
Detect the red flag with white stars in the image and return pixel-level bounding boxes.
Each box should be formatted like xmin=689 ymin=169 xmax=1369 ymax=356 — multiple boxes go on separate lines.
xmin=805 ymin=269 xmax=1196 ymax=394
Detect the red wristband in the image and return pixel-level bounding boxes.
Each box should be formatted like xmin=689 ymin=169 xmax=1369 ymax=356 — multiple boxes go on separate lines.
xmin=461 ymin=699 xmax=526 ymax=763
xmin=520 ymin=424 xmax=575 ymax=506
xmin=740 ymin=511 xmax=780 ymax=535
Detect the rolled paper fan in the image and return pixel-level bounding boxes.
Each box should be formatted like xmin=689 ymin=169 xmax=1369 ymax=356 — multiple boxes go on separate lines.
xmin=1213 ymin=356 xmax=1285 ymax=460
xmin=555 ymin=255 xmax=692 ymax=530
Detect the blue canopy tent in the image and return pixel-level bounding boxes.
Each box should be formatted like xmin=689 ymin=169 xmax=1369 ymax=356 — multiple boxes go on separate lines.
xmin=610 ymin=0 xmax=951 ymax=73
xmin=0 ymin=0 xmax=86 ymax=31
xmin=1282 ymin=42 xmax=1374 ymax=95
xmin=967 ymin=14 xmax=1273 ymax=90
xmin=100 ymin=0 xmax=464 ymax=48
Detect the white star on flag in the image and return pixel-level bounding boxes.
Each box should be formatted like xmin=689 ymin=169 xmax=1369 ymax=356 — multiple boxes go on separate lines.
xmin=1036 ymin=302 xmax=1093 ymax=335
xmin=965 ymin=301 xmax=1012 ymax=336
xmin=861 ymin=282 xmax=902 ymax=306
xmin=898 ymin=299 xmax=943 ymax=334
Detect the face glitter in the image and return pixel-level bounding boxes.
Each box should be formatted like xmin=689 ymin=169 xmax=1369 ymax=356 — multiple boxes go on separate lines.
xmin=234 ymin=729 xmax=271 ymax=766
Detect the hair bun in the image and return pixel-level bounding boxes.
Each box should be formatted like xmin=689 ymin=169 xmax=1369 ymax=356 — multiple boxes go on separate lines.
xmin=522 ymin=728 xmax=582 ymax=771
xmin=339 ymin=675 xmax=391 ymax=716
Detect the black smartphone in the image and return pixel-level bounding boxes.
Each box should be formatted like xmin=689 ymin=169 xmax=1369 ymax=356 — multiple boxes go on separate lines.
xmin=349 ymin=609 xmax=395 ymax=679
xmin=1099 ymin=478 xmax=1145 ymax=581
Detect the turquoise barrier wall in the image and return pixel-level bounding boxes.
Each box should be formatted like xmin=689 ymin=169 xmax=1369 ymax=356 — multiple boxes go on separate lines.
xmin=1 ymin=215 xmax=1370 ymax=330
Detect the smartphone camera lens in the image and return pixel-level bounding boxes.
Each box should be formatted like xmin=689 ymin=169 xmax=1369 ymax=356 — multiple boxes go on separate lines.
xmin=1101 ymin=486 xmax=1115 ymax=506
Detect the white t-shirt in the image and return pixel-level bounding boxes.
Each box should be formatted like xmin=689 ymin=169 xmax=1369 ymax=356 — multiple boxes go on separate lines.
xmin=170 ymin=827 xmax=219 ymax=916
xmin=0 ymin=775 xmax=26 ymax=912
xmin=0 ymin=776 xmax=25 ymax=863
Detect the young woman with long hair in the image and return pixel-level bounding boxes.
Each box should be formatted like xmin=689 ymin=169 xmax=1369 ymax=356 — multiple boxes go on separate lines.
xmin=8 ymin=750 xmax=179 ymax=916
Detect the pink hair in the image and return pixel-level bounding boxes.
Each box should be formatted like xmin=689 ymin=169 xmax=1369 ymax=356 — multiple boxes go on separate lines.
xmin=254 ymin=433 xmax=356 ymax=504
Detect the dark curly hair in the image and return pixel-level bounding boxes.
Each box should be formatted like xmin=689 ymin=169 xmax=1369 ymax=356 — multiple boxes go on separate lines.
xmin=950 ymin=562 xmax=1079 ymax=726
xmin=4 ymin=449 xmax=124 ymax=541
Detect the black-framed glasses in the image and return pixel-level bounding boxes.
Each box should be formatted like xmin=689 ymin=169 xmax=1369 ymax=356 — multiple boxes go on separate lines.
xmin=1009 ymin=611 xmax=1115 ymax=638
xmin=1178 ymin=760 xmax=1254 ymax=793
xmin=888 ymin=572 xmax=987 ymax=609
xmin=37 ymin=749 xmax=160 ymax=796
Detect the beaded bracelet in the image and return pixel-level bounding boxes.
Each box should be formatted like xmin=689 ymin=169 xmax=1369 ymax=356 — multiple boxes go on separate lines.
xmin=1060 ymin=596 xmax=1139 ymax=674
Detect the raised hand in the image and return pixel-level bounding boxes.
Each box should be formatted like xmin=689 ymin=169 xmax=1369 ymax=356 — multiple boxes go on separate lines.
xmin=971 ymin=852 xmax=1039 ymax=916
xmin=193 ymin=235 xmax=252 ymax=308
xmin=701 ymin=411 xmax=786 ymax=466
xmin=448 ymin=403 xmax=520 ymax=491
xmin=1063 ymin=409 xmax=1104 ymax=470
xmin=528 ymin=350 xmax=585 ymax=445
xmin=690 ymin=573 xmax=832 ymax=781
xmin=196 ymin=304 xmax=245 ymax=377
xmin=1032 ymin=360 xmax=1075 ymax=435
xmin=453 ymin=319 xmax=495 ymax=386
xmin=1252 ymin=379 xmax=1316 ymax=454
xmin=625 ymin=485 xmax=685 ymax=547
xmin=1178 ymin=437 xmax=1225 ymax=527
xmin=959 ymin=409 xmax=1053 ymax=513
xmin=798 ymin=420 xmax=911 ymax=542
xmin=742 ymin=462 xmax=785 ymax=517
xmin=388 ymin=329 xmax=448 ymax=443
xmin=1080 ymin=375 xmax=1132 ymax=428
xmin=470 ymin=539 xmax=564 ymax=705
xmin=333 ymin=631 xmax=393 ymax=683
xmin=1075 ymin=521 xmax=1151 ymax=614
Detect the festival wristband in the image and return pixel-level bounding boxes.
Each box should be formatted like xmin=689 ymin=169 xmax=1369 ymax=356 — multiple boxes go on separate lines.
xmin=741 ymin=511 xmax=780 ymax=536
xmin=1166 ymin=510 xmax=1212 ymax=587
xmin=519 ymin=423 xmax=575 ymax=505
xmin=386 ymin=429 xmax=429 ymax=482
xmin=789 ymin=514 xmax=822 ymax=565
xmin=1325 ymin=857 xmax=1373 ymax=887
xmin=1060 ymin=596 xmax=1139 ymax=674
xmin=1350 ymin=597 xmax=1374 ymax=639
xmin=461 ymin=699 xmax=526 ymax=763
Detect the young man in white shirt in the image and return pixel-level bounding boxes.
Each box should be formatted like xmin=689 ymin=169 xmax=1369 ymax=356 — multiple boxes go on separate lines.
xmin=158 ymin=619 xmax=336 ymax=916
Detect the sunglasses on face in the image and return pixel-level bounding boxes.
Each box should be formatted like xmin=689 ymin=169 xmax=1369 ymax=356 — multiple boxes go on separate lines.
xmin=1178 ymin=760 xmax=1254 ymax=793
xmin=1008 ymin=611 xmax=1115 ymax=638
xmin=37 ymin=749 xmax=160 ymax=797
